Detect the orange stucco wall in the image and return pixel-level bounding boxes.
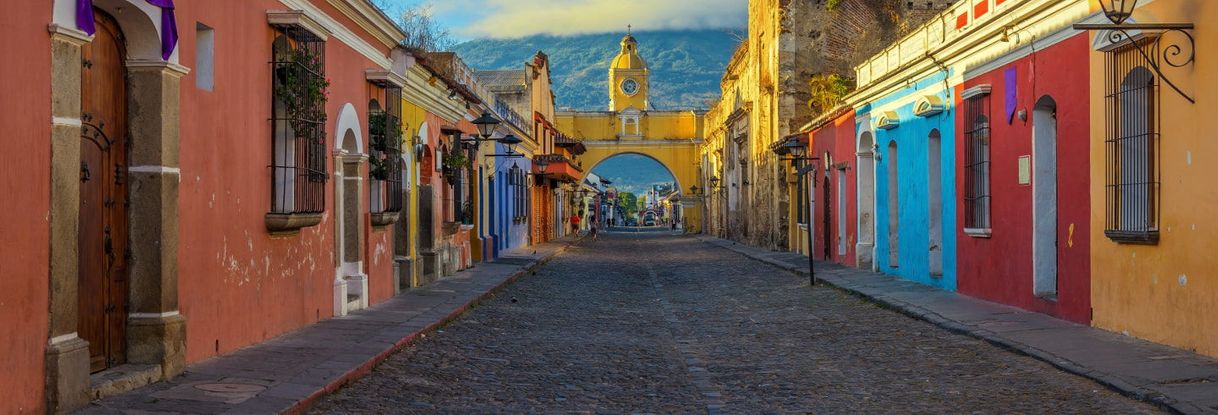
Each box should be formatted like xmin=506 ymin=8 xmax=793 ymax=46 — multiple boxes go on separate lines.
xmin=0 ymin=4 xmax=53 ymax=411
xmin=1088 ymin=0 xmax=1218 ymax=358
xmin=175 ymin=0 xmax=396 ymax=362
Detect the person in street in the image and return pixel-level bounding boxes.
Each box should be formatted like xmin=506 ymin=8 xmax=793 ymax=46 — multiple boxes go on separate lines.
xmin=570 ymin=214 xmax=581 ymax=236
xmin=589 ymin=222 xmax=598 ymax=241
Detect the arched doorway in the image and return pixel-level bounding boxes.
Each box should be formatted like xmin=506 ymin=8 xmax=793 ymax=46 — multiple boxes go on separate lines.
xmin=927 ymin=129 xmax=943 ymax=277
xmin=588 ymin=153 xmax=680 ymax=229
xmin=1032 ymin=96 xmax=1059 ymax=297
xmin=79 ymin=8 xmax=128 ymax=372
xmin=49 ymin=0 xmax=188 ymax=408
xmin=857 ymin=131 xmax=876 ymax=269
xmin=887 ymin=141 xmax=899 ymax=268
xmin=334 ymin=105 xmax=367 ymax=315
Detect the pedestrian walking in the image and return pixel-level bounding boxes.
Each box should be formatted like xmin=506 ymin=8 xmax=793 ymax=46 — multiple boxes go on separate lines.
xmin=570 ymin=214 xmax=581 ymax=236
xmin=589 ymin=223 xmax=598 ymax=241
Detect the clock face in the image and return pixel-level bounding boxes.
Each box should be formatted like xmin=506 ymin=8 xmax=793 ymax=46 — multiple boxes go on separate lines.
xmin=620 ymin=78 xmax=639 ymax=96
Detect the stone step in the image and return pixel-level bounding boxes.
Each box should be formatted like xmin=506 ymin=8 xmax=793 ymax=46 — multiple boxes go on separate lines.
xmin=89 ymin=364 xmax=161 ymax=401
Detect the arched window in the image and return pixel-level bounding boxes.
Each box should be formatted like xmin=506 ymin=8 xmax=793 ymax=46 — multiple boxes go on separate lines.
xmin=367 ymin=80 xmax=404 ymax=222
xmin=1104 ymin=38 xmax=1160 ymax=244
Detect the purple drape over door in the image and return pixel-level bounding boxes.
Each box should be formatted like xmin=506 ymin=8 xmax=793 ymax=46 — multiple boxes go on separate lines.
xmin=144 ymin=0 xmax=178 ymax=60
xmin=74 ymin=0 xmax=178 ymax=60
xmin=76 ymin=0 xmax=96 ymax=35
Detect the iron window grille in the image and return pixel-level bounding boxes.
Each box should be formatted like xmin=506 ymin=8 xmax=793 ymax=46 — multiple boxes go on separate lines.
xmin=269 ymin=28 xmax=327 ymax=215
xmin=447 ymin=143 xmax=474 ymax=226
xmin=1104 ymin=38 xmax=1160 ymax=244
xmin=367 ymin=83 xmax=404 ymax=216
xmin=963 ymin=93 xmax=992 ymax=231
xmin=510 ymin=164 xmax=526 ymax=223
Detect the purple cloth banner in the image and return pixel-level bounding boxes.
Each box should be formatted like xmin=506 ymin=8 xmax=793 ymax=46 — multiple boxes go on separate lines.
xmin=145 ymin=0 xmax=178 ymax=60
xmin=75 ymin=0 xmax=177 ymax=60
xmin=1004 ymin=66 xmax=1018 ymax=124
xmin=76 ymin=0 xmax=96 ymax=35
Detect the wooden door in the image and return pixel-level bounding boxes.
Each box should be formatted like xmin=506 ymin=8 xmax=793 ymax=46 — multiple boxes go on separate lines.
xmin=822 ymin=176 xmax=832 ymax=261
xmin=79 ymin=9 xmax=129 ymax=373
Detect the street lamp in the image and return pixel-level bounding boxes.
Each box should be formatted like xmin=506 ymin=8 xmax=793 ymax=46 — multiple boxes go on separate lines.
xmin=1073 ymin=0 xmax=1196 ymax=103
xmin=772 ymin=136 xmax=819 ymax=286
xmin=472 ymin=111 xmax=500 ymax=140
xmin=1099 ymin=0 xmax=1137 ymax=25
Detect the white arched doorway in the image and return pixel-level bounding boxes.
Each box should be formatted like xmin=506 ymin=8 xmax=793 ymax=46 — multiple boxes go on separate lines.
xmin=927 ymin=129 xmax=943 ymax=277
xmin=1032 ymin=96 xmax=1059 ymax=297
xmin=857 ymin=130 xmax=876 ymax=269
xmin=334 ymin=103 xmax=367 ymax=316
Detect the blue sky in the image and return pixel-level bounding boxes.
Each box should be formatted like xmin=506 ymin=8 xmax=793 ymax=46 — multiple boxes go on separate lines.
xmin=380 ymin=0 xmax=746 ymax=40
xmin=591 ymin=154 xmax=677 ymax=196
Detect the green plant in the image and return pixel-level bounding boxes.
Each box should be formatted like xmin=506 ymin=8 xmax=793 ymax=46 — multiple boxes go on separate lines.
xmin=443 ymin=151 xmax=469 ymax=169
xmin=368 ymin=112 xmax=403 ymax=180
xmin=807 ymin=73 xmax=854 ymax=115
xmin=826 ymin=0 xmax=843 ymax=11
xmin=275 ymin=47 xmax=330 ymax=141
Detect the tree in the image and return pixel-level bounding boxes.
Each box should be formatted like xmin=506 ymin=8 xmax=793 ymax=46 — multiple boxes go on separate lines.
xmin=618 ymin=192 xmax=640 ymax=219
xmin=394 ymin=3 xmax=454 ymax=52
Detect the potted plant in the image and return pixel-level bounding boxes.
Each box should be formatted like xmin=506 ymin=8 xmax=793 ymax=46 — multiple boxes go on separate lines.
xmin=274 ymin=47 xmax=330 ymax=142
xmin=442 ymin=151 xmax=469 ymax=181
xmin=368 ymin=111 xmax=402 ymax=180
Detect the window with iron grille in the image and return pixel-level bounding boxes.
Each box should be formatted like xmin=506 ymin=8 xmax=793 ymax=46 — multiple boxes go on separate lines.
xmin=449 ymin=145 xmax=473 ymax=225
xmin=963 ymin=93 xmax=991 ymax=231
xmin=510 ymin=164 xmax=525 ymax=222
xmin=368 ymin=83 xmax=403 ymax=218
xmin=269 ymin=29 xmax=327 ymax=215
xmin=1104 ymin=39 xmax=1160 ymax=244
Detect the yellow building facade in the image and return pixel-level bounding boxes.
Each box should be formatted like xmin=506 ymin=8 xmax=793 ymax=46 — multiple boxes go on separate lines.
xmin=556 ymin=33 xmax=705 ymax=231
xmin=1085 ymin=0 xmax=1218 ymax=358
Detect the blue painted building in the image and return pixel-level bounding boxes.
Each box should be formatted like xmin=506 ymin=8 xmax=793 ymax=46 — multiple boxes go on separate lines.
xmin=855 ymin=71 xmax=958 ymax=291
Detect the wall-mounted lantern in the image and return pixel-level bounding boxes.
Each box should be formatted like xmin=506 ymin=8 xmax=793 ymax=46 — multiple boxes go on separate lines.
xmin=1074 ymin=0 xmax=1196 ymax=103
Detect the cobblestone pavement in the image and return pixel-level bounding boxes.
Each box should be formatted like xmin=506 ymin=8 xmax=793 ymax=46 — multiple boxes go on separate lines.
xmin=312 ymin=233 xmax=1161 ymax=414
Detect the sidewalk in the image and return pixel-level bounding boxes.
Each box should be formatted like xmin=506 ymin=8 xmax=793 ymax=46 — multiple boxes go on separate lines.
xmin=80 ymin=239 xmax=578 ymax=414
xmin=701 ymin=237 xmax=1218 ymax=415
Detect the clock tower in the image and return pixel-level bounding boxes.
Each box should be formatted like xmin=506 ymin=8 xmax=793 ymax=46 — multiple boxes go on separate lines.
xmin=609 ymin=30 xmax=648 ymax=112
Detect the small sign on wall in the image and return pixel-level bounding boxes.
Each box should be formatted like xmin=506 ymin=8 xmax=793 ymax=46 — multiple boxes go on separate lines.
xmin=1018 ymin=155 xmax=1031 ymax=185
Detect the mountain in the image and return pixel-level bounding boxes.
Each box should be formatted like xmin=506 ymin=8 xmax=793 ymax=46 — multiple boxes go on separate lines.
xmin=451 ymin=29 xmax=741 ymax=111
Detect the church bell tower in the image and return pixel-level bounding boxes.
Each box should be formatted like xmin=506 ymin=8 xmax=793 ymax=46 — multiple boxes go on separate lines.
xmin=609 ymin=28 xmax=649 ymax=112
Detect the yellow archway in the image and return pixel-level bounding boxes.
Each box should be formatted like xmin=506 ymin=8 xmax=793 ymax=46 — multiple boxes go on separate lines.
xmin=579 ymin=142 xmax=700 ymax=192
xmin=576 ymin=140 xmax=704 ymax=232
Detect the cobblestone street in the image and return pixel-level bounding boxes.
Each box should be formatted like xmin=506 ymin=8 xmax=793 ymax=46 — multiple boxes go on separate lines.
xmin=312 ymin=233 xmax=1160 ymax=414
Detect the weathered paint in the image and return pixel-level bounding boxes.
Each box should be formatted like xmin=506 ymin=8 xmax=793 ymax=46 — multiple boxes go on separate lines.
xmin=1087 ymin=0 xmax=1218 ymax=357
xmin=956 ymin=34 xmax=1092 ymax=323
xmin=864 ymin=72 xmax=959 ymax=291
xmin=0 ymin=3 xmax=53 ymax=411
xmin=175 ymin=0 xmax=398 ymax=362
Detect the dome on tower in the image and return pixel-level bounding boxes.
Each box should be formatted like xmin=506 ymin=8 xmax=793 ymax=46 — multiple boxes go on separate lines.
xmin=611 ymin=33 xmax=647 ymax=70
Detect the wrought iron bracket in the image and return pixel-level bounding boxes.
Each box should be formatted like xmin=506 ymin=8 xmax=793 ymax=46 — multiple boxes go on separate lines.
xmin=1074 ymin=23 xmax=1196 ymax=104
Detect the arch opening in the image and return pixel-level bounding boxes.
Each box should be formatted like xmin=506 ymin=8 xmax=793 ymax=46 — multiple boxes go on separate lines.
xmin=589 ymin=152 xmax=681 ymax=228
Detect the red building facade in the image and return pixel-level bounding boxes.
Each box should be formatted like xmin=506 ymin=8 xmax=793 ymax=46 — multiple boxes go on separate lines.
xmin=954 ymin=33 xmax=1092 ymax=323
xmin=807 ymin=111 xmax=860 ymax=267
xmin=2 ymin=1 xmax=409 ymax=411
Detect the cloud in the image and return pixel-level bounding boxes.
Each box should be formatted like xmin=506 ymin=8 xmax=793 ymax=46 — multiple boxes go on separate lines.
xmin=427 ymin=0 xmax=746 ymax=39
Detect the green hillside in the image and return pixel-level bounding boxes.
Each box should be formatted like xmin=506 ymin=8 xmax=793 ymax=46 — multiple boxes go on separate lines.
xmin=452 ymin=30 xmax=740 ymax=111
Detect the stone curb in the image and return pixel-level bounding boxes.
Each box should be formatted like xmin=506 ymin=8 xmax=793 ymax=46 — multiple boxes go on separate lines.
xmin=281 ymin=240 xmax=579 ymax=415
xmin=699 ymin=237 xmax=1202 ymax=415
